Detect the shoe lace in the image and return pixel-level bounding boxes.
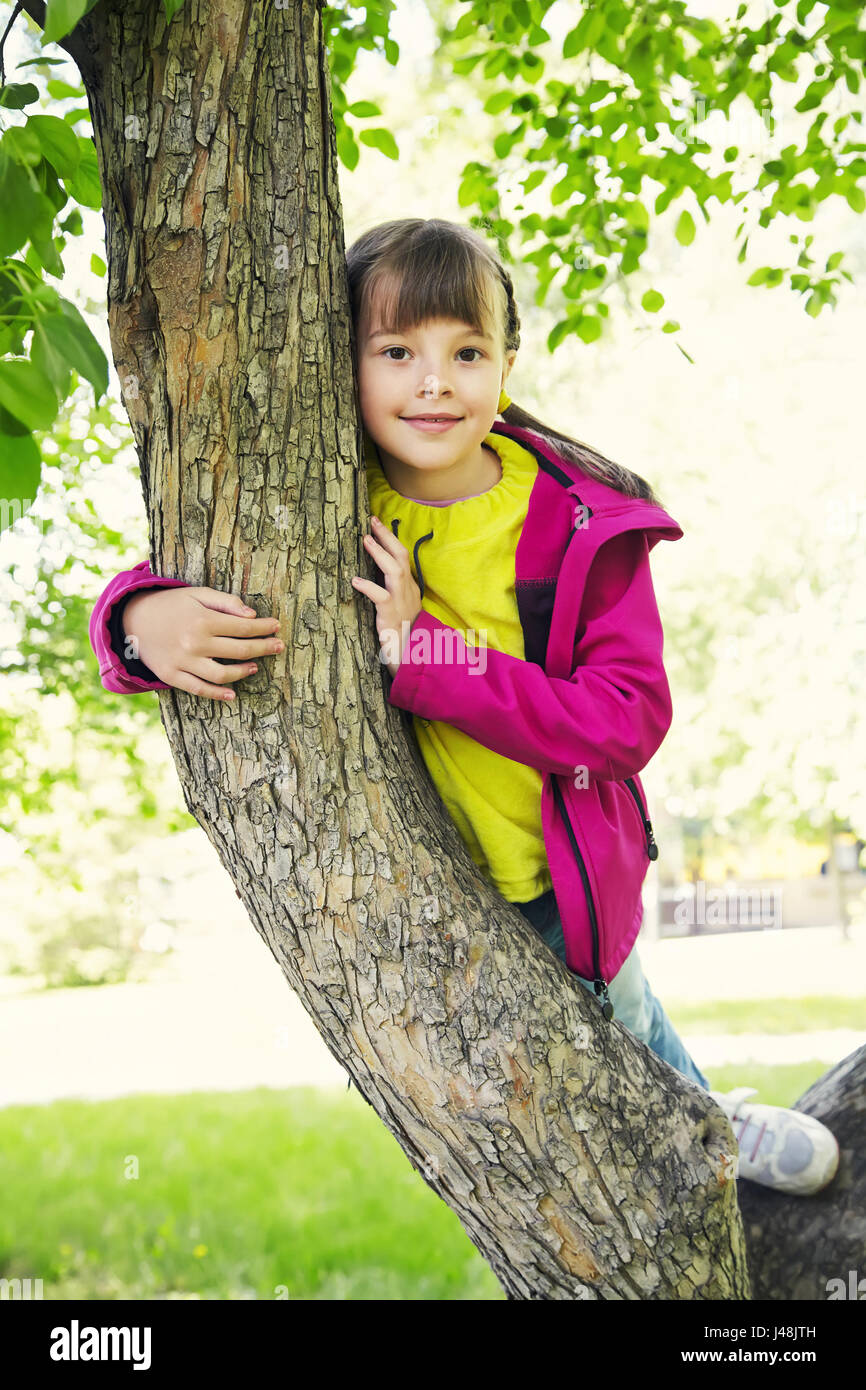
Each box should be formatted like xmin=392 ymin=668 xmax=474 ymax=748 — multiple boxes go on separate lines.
xmin=732 ymin=1104 xmax=769 ymax=1162
xmin=712 ymin=1087 xmax=767 ymax=1163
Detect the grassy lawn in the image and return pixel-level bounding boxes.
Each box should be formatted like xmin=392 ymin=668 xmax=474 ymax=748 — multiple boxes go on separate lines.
xmin=665 ymin=995 xmax=866 ymax=1034
xmin=0 ymin=1058 xmax=833 ymax=1301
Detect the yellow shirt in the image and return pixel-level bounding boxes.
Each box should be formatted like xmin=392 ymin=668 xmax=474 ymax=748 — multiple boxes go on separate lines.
xmin=365 ymin=428 xmax=553 ymax=903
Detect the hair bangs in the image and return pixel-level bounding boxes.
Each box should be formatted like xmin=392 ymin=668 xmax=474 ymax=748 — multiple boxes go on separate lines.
xmin=361 ymin=238 xmax=501 ymax=345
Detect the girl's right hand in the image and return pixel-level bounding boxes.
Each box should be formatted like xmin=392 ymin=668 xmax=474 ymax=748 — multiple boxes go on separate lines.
xmin=121 ymin=586 xmax=284 ymax=701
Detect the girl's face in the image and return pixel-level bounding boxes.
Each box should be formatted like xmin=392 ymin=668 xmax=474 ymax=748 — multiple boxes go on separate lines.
xmin=357 ymin=299 xmax=516 ymax=479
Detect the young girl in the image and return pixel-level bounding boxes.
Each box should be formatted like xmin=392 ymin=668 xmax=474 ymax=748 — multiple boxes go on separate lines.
xmin=89 ymin=217 xmax=839 ymax=1199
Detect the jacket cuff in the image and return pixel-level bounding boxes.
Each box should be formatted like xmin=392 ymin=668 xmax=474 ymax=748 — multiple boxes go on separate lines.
xmin=107 ymin=589 xmax=164 ymax=683
xmin=386 ymin=608 xmax=436 ymax=712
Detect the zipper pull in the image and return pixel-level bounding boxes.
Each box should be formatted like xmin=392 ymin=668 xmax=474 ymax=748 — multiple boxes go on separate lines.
xmin=594 ymin=979 xmax=615 ymax=1021
xmin=625 ymin=776 xmax=660 ymax=861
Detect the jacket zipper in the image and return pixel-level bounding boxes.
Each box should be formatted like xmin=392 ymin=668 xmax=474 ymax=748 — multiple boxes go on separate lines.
xmin=551 ymin=778 xmax=614 ymax=1021
xmin=624 ymin=777 xmax=659 ymax=860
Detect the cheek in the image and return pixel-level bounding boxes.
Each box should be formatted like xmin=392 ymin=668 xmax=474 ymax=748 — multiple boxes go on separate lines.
xmin=357 ymin=367 xmax=377 ymax=408
xmin=360 ymin=364 xmax=400 ymax=412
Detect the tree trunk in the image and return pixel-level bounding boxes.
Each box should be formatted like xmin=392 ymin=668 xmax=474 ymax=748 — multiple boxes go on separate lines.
xmin=31 ymin=0 xmax=862 ymax=1299
xmin=826 ymin=816 xmax=851 ymax=942
xmin=737 ymin=1047 xmax=866 ymax=1299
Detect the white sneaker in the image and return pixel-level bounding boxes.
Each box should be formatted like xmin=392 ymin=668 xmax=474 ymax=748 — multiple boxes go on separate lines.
xmin=708 ymin=1086 xmax=840 ymax=1196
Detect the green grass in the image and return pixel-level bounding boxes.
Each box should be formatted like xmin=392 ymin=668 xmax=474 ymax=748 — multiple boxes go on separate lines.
xmin=0 ymin=1088 xmax=502 ymax=1301
xmin=665 ymin=995 xmax=866 ymax=1035
xmin=701 ymin=1061 xmax=833 ymax=1105
xmin=0 ymin=1062 xmax=833 ymax=1300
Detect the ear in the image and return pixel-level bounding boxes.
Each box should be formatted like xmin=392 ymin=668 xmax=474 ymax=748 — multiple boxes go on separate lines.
xmin=502 ymin=349 xmax=517 ymax=385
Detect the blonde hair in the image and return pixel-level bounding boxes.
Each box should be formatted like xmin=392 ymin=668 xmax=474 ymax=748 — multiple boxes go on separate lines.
xmin=346 ymin=217 xmax=662 ymax=505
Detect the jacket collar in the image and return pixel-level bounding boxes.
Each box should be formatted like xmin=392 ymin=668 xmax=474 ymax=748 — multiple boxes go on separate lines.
xmin=489 ymin=419 xmax=681 ymax=531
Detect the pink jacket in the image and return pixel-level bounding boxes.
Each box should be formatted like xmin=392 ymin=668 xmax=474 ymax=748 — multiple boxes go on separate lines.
xmin=88 ymin=421 xmax=683 ymax=1014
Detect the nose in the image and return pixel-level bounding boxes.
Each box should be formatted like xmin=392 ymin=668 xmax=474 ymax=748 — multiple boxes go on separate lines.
xmin=419 ymin=372 xmax=453 ymax=401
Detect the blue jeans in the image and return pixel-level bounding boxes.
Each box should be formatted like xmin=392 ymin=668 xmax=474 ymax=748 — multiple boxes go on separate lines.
xmin=514 ymin=888 xmax=710 ymax=1091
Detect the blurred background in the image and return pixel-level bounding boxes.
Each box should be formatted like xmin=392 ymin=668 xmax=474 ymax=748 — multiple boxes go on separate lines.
xmin=1 ymin=0 xmax=864 ymax=1300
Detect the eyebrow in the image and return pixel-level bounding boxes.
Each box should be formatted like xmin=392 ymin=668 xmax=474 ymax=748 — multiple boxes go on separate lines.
xmin=366 ymin=326 xmax=491 ymax=344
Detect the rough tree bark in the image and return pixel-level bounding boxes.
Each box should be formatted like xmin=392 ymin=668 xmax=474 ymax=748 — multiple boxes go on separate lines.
xmin=30 ymin=0 xmax=863 ymax=1298
xmin=738 ymin=1046 xmax=866 ymax=1299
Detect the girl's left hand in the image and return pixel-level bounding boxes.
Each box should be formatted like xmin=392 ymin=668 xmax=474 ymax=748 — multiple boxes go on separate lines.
xmin=351 ymin=516 xmax=422 ymax=678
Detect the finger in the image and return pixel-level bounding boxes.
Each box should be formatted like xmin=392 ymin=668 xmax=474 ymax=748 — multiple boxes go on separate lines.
xmin=351 ymin=576 xmax=390 ymax=603
xmin=170 ymin=671 xmax=244 ymax=701
xmin=185 ymin=632 xmax=284 ymax=661
xmin=195 ymin=657 xmax=266 ymax=684
xmin=193 ymin=589 xmax=277 ymax=623
xmin=362 ymin=532 xmax=401 ymax=575
xmin=368 ymin=515 xmax=408 ymax=555
xmin=199 ymin=610 xmax=282 ymax=639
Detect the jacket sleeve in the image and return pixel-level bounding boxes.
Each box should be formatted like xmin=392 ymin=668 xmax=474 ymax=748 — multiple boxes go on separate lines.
xmin=88 ymin=559 xmax=191 ymax=694
xmin=385 ymin=529 xmax=673 ymax=780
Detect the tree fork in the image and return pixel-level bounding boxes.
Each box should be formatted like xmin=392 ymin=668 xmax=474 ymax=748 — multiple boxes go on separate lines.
xmin=21 ymin=0 xmax=859 ymax=1300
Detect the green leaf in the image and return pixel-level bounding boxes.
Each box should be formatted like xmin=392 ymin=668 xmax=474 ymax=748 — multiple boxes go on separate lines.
xmin=358 ymin=128 xmax=399 ymax=160
xmin=0 ymin=400 xmax=31 ymax=436
xmin=0 ymin=360 xmax=59 ymax=431
xmin=453 ymin=14 xmax=477 ymax=40
xmin=27 ymin=115 xmax=81 ymax=179
xmin=335 ymin=127 xmax=359 ymax=172
xmin=0 ymin=83 xmax=40 ymax=110
xmin=46 ymin=79 xmax=85 ymax=100
xmin=90 ymin=253 xmax=106 ymax=276
xmin=345 ymin=101 xmax=382 ymax=118
xmin=30 ymin=319 xmax=74 ymax=400
xmin=0 ymin=152 xmax=55 ymax=257
xmin=60 ymin=207 xmax=83 ymax=235
xmin=29 ymin=231 xmax=65 ymax=278
xmin=825 ymin=251 xmax=844 ymax=272
xmin=483 ymin=47 xmax=509 ymax=79
xmin=61 ymin=107 xmax=93 ymax=127
xmin=675 ymin=209 xmax=695 ymax=246
xmin=484 ymin=91 xmax=515 ymax=115
xmin=547 ymin=317 xmax=574 ymax=351
xmin=747 ymin=266 xmax=771 ymax=285
xmin=641 ymin=289 xmax=665 ymax=312
xmin=35 ymin=303 xmax=108 ymax=400
xmin=0 ymin=431 xmax=41 ymax=533
xmin=452 ymin=53 xmax=485 ymax=76
xmin=576 ymin=314 xmax=602 ymax=343
xmin=64 ymin=137 xmax=101 ymax=209
xmin=42 ymin=0 xmax=92 ymax=44
xmin=662 ymin=320 xmax=680 ymax=333
xmin=563 ymin=25 xmax=583 ymax=59
xmin=164 ymin=0 xmax=187 ymax=19
xmin=845 ymin=185 xmax=865 ymax=214
xmin=3 ymin=123 xmax=43 ymax=168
